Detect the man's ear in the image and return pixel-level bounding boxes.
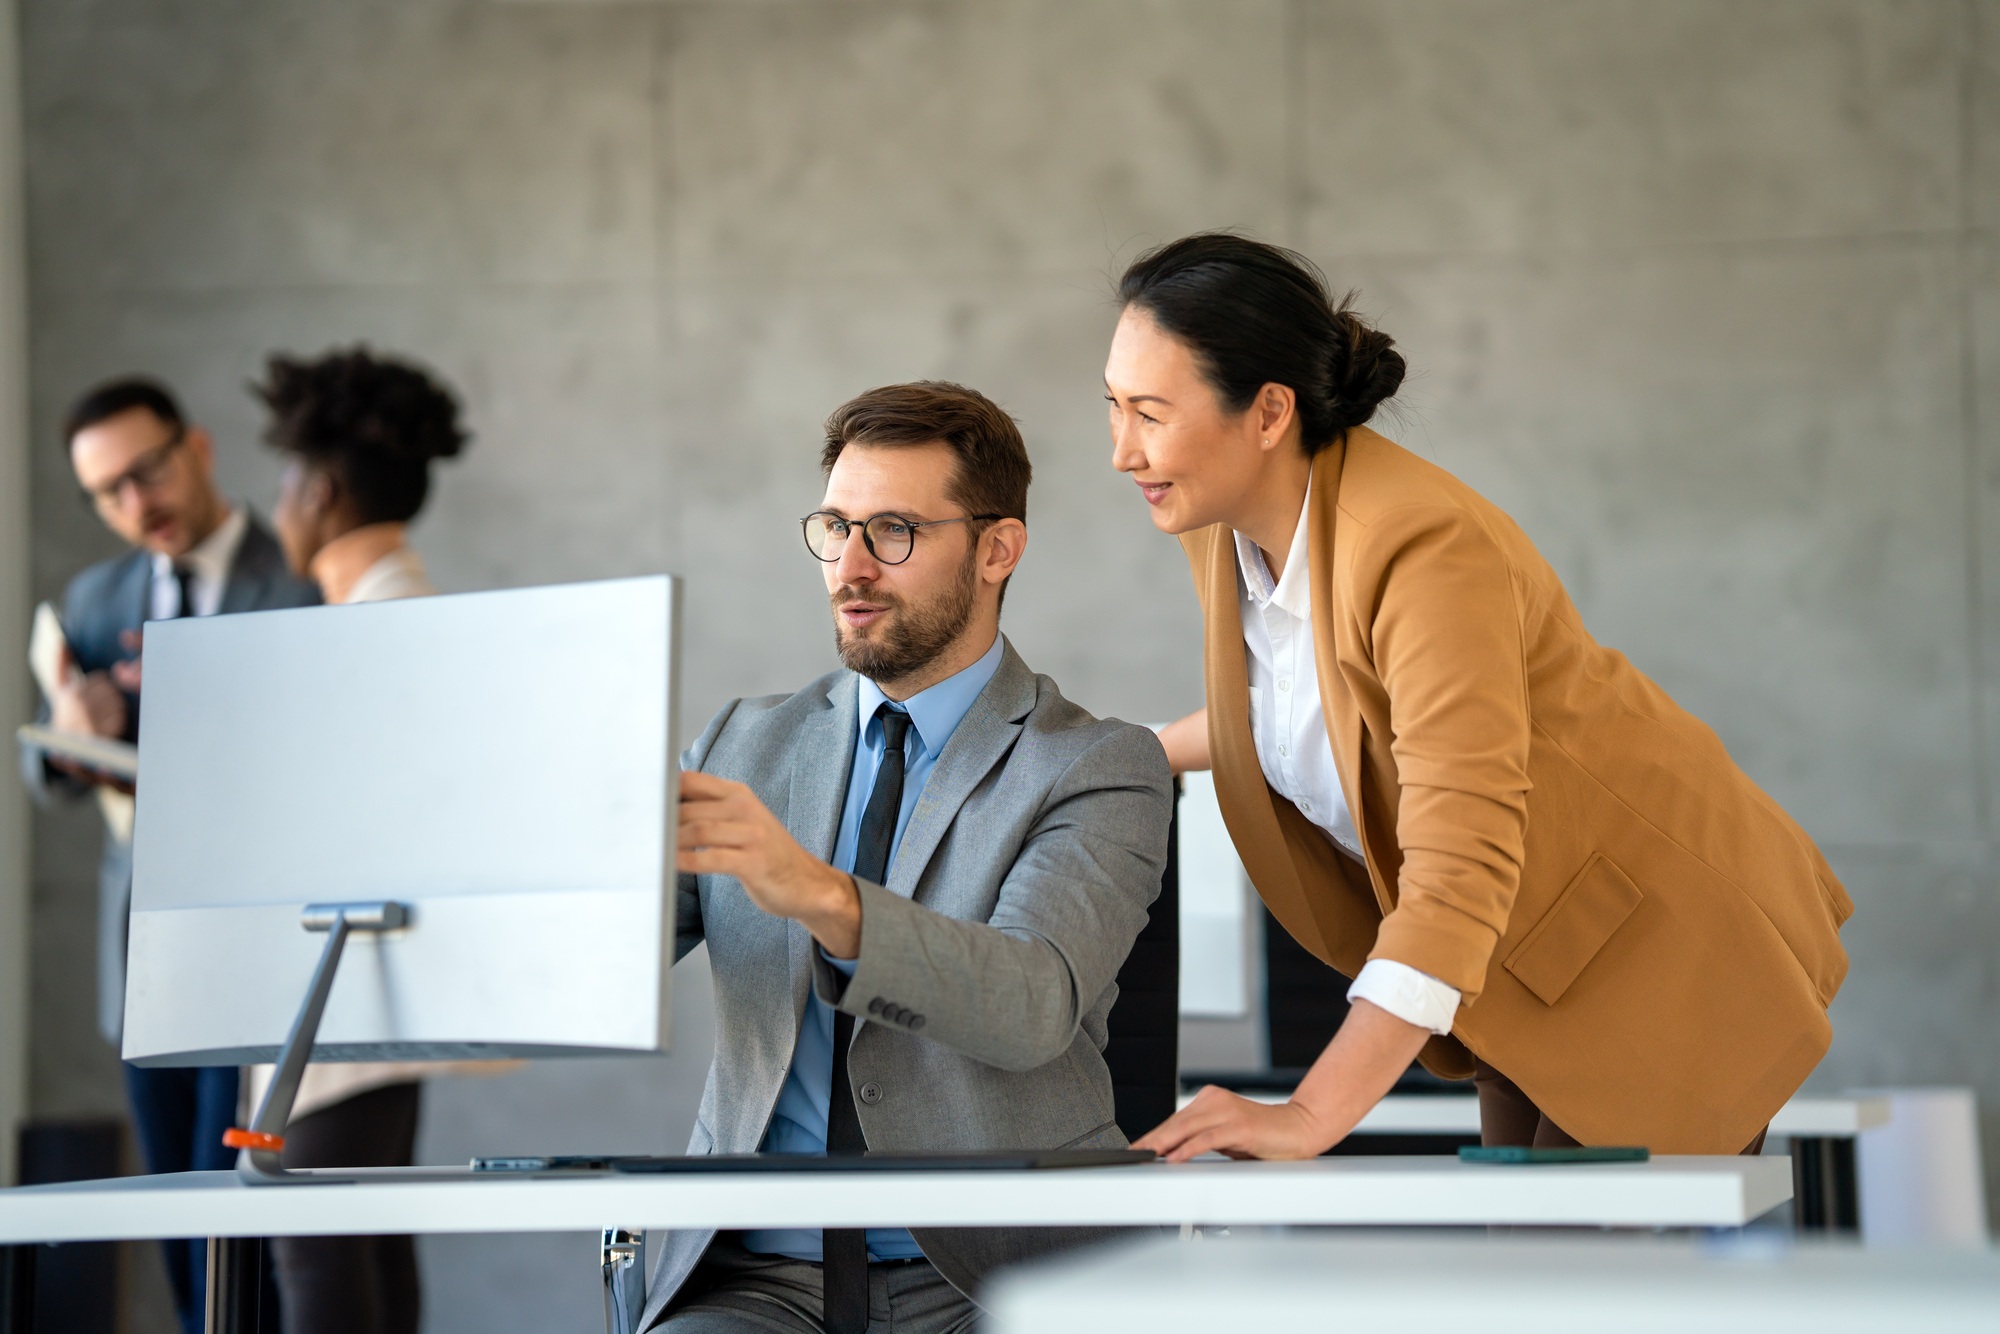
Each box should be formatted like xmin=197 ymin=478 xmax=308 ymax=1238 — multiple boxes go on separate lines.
xmin=979 ymin=518 xmax=1028 ymax=586
xmin=185 ymin=425 xmax=218 ymax=474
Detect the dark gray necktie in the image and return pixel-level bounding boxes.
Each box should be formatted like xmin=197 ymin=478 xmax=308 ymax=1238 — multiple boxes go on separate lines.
xmin=824 ymin=706 xmax=910 ymax=1334
xmin=144 ymin=563 xmax=195 ymax=623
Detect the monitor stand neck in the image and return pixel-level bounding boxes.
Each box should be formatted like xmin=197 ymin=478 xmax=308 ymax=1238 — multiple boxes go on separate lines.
xmin=228 ymin=901 xmax=410 ymax=1185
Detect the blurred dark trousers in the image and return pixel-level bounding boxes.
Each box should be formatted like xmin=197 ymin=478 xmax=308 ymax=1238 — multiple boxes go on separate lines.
xmin=1475 ymin=1060 xmax=1769 ymax=1155
xmin=273 ymin=1082 xmax=422 ymax=1334
xmin=122 ymin=1062 xmax=242 ymax=1334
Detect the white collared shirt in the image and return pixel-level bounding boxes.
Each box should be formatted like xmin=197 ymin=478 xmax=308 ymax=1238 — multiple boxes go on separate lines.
xmin=1235 ymin=484 xmax=1462 ymax=1037
xmin=343 ymin=547 xmax=435 ymax=605
xmin=148 ymin=505 xmax=246 ymax=620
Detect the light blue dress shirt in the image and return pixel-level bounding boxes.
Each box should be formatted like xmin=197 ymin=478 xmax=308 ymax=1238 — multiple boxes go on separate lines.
xmin=740 ymin=633 xmax=1006 ymax=1262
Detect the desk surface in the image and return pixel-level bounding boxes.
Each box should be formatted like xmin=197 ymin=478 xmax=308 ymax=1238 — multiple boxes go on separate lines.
xmin=983 ymin=1233 xmax=2000 ymax=1334
xmin=0 ymin=1156 xmax=1791 ymax=1243
xmin=1176 ymin=1091 xmax=1893 ymax=1138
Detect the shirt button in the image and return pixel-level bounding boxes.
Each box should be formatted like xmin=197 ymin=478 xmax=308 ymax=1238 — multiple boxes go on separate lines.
xmin=1278 ymin=744 xmax=1289 ymax=758
xmin=859 ymin=1082 xmax=884 ymax=1105
xmin=1300 ymin=800 xmax=1314 ymax=814
xmin=1278 ymin=678 xmax=1291 ymax=692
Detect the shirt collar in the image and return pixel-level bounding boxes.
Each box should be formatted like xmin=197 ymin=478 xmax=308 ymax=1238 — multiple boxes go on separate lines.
xmin=1231 ymin=480 xmax=1313 ymax=619
xmin=856 ymin=632 xmax=1005 ymax=761
xmin=155 ymin=505 xmax=246 ymax=588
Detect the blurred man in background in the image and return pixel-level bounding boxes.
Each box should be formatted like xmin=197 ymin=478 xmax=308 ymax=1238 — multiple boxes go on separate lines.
xmin=19 ymin=376 xmax=318 ymax=1334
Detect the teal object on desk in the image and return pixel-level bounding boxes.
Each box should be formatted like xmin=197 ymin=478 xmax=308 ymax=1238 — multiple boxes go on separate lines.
xmin=1459 ymin=1146 xmax=1650 ymax=1164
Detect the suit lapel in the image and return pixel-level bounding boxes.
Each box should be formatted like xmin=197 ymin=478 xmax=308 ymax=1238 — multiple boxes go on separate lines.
xmin=786 ymin=674 xmax=857 ymax=1014
xmin=219 ymin=518 xmax=276 ymax=614
xmin=788 ymin=673 xmax=857 ymax=862
xmin=1196 ymin=527 xmax=1330 ymax=954
xmin=884 ymin=642 xmax=1031 ymax=900
xmin=123 ymin=552 xmax=151 ymax=636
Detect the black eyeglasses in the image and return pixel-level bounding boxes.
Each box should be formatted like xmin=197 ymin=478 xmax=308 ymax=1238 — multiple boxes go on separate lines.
xmin=79 ymin=429 xmax=186 ymax=509
xmin=800 ymin=511 xmax=1002 ymax=566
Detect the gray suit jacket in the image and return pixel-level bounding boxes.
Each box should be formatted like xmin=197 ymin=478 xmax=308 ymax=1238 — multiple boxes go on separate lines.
xmin=19 ymin=514 xmax=319 ymax=1043
xmin=639 ymin=639 xmax=1172 ymax=1324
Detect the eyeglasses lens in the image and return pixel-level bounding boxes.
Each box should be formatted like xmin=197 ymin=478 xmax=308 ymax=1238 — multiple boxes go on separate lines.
xmin=864 ymin=516 xmax=913 ymax=564
xmin=804 ymin=514 xmax=842 ymax=561
xmin=804 ymin=514 xmax=915 ymax=564
xmin=89 ymin=438 xmax=179 ymax=507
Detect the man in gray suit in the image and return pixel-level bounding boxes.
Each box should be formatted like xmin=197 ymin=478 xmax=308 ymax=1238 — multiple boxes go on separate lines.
xmin=20 ymin=377 xmax=317 ymax=1334
xmin=643 ymin=382 xmax=1172 ymax=1334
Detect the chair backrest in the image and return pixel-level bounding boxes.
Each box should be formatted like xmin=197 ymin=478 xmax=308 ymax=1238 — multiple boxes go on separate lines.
xmin=1102 ymin=784 xmax=1180 ymax=1142
xmin=1263 ymin=899 xmax=1349 ymax=1073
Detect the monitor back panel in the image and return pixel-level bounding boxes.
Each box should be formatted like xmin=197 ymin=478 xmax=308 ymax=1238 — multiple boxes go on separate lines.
xmin=123 ymin=575 xmax=679 ymax=1065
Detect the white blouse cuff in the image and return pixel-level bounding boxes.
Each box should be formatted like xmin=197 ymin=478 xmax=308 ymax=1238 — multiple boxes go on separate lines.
xmin=1347 ymin=958 xmax=1460 ymax=1036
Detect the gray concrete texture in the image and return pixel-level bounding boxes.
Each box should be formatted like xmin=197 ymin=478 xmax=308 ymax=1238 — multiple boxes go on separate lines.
xmin=0 ymin=0 xmax=31 ymax=1192
xmin=13 ymin=0 xmax=1997 ymax=1329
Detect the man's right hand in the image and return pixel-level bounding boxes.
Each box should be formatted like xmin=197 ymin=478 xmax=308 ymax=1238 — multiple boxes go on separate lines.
xmin=50 ymin=663 xmax=128 ymax=742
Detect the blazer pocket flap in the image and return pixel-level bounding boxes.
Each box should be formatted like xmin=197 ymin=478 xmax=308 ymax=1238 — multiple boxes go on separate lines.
xmin=1503 ymin=854 xmax=1643 ymax=1006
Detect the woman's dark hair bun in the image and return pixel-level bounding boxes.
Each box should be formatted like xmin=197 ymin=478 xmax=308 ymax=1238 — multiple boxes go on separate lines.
xmin=1117 ymin=232 xmax=1401 ymax=455
xmin=254 ymin=345 xmax=469 ymax=525
xmin=1330 ymin=305 xmax=1406 ymax=430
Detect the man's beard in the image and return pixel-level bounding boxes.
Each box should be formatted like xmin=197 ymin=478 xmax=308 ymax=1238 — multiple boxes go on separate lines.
xmin=831 ymin=547 xmax=979 ymax=686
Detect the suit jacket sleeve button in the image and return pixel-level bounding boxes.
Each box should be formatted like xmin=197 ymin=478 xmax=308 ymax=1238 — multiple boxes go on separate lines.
xmin=866 ymin=998 xmax=884 ymax=1016
xmin=859 ymin=1082 xmax=884 ymax=1105
xmin=908 ymin=1015 xmax=925 ymax=1031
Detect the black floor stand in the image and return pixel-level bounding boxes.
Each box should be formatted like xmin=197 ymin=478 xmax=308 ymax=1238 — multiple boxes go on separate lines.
xmin=205 ymin=1236 xmax=273 ymax=1334
xmin=1 ymin=1244 xmax=33 ymax=1334
xmin=1792 ymin=1136 xmax=1860 ymax=1233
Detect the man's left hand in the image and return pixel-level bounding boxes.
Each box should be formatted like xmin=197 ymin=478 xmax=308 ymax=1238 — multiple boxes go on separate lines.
xmin=677 ymin=770 xmax=862 ymax=957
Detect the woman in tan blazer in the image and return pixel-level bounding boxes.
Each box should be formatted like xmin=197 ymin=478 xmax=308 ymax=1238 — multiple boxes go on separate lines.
xmin=1113 ymin=235 xmax=1851 ymax=1161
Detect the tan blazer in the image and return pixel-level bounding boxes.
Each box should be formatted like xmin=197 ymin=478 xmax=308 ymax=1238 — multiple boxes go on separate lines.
xmin=1185 ymin=427 xmax=1852 ymax=1152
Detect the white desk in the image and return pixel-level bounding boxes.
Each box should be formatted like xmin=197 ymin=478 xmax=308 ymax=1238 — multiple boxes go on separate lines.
xmin=0 ymin=1156 xmax=1790 ymax=1242
xmin=0 ymin=1159 xmax=1790 ymax=1333
xmin=1180 ymin=1088 xmax=1888 ymax=1231
xmin=983 ymin=1233 xmax=2000 ymax=1334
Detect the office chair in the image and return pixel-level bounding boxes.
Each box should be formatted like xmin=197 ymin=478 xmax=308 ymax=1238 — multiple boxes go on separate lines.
xmin=1101 ymin=784 xmax=1182 ymax=1142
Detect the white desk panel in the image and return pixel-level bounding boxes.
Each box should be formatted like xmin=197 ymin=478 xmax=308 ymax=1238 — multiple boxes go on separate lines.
xmin=985 ymin=1234 xmax=2000 ymax=1334
xmin=0 ymin=1157 xmax=1790 ymax=1244
xmin=1176 ymin=1092 xmax=1892 ymax=1139
xmin=1770 ymin=1096 xmax=1892 ymax=1137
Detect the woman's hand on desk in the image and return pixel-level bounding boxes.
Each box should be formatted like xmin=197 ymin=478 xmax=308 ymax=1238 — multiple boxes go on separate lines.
xmin=1134 ymin=1085 xmax=1338 ymax=1162
xmin=1133 ymin=999 xmax=1433 ymax=1163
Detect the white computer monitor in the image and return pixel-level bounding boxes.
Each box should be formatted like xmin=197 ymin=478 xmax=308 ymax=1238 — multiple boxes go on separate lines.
xmin=122 ymin=574 xmax=680 ymax=1067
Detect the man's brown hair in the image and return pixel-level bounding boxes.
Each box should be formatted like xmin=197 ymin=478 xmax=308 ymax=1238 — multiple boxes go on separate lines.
xmin=821 ymin=381 xmax=1032 ymax=526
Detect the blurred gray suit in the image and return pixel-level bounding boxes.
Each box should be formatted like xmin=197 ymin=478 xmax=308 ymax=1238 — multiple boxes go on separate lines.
xmin=640 ymin=639 xmax=1172 ymax=1328
xmin=18 ymin=514 xmax=317 ymax=1042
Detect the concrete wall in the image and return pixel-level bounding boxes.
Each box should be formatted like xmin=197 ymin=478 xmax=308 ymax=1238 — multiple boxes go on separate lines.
xmin=0 ymin=0 xmax=26 ymax=1191
xmin=14 ymin=1 xmax=1997 ymax=1329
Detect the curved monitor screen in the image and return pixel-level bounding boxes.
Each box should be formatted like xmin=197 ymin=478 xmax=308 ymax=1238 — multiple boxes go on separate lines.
xmin=123 ymin=574 xmax=679 ymax=1065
